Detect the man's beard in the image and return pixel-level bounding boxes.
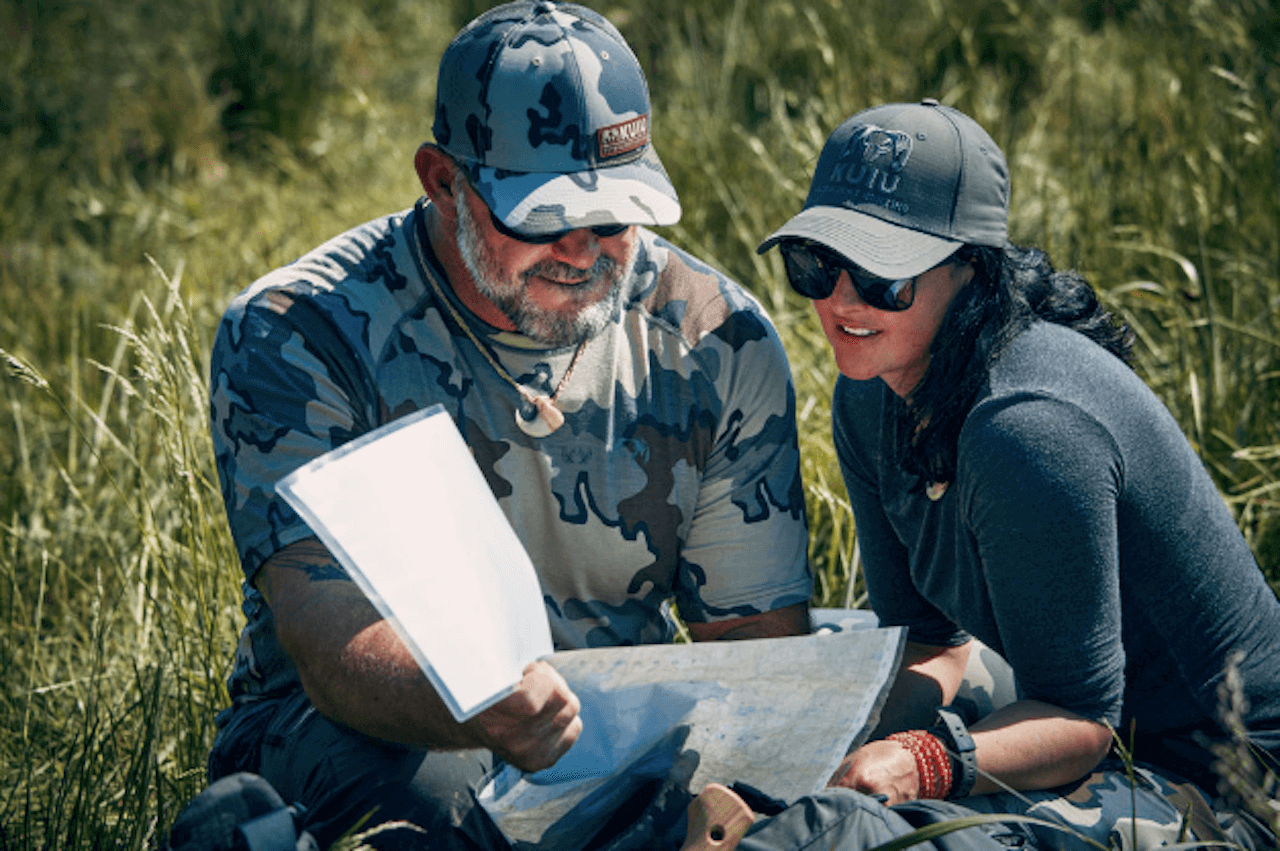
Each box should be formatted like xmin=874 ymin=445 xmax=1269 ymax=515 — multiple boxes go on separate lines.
xmin=454 ymin=185 xmax=633 ymax=347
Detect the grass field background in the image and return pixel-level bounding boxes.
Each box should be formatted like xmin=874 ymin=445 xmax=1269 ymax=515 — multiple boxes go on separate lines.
xmin=2 ymin=0 xmax=1278 ymax=846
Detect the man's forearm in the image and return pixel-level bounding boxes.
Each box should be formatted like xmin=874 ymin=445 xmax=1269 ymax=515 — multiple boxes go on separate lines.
xmin=280 ymin=577 xmax=481 ymax=748
xmin=259 ymin=539 xmax=582 ymax=770
xmin=259 ymin=540 xmax=479 ymax=749
xmin=686 ymin=601 xmax=811 ymax=641
xmin=288 ymin=599 xmax=582 ymax=770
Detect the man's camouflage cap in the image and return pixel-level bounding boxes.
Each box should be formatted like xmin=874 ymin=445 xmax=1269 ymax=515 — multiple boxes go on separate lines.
xmin=432 ymin=0 xmax=681 ymax=236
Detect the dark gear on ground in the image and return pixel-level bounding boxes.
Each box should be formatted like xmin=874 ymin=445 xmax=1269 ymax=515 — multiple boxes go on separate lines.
xmin=166 ymin=772 xmax=320 ymax=851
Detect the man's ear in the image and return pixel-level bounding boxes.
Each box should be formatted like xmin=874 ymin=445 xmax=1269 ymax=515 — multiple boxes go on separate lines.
xmin=415 ymin=144 xmax=460 ymax=217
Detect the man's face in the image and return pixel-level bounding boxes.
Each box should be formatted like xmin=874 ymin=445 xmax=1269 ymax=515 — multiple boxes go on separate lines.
xmin=453 ymin=176 xmax=637 ymax=347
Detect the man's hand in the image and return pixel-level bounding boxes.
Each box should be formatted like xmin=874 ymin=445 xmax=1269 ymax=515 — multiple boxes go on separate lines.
xmin=467 ymin=661 xmax=582 ymax=772
xmin=261 ymin=540 xmax=581 ymax=763
xmin=827 ymin=738 xmax=920 ymax=804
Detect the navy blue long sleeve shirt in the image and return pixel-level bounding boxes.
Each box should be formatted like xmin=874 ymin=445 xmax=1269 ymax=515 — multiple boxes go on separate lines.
xmin=834 ymin=321 xmax=1280 ymax=784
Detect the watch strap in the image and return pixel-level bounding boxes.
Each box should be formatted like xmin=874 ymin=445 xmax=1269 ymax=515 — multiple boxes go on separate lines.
xmin=931 ymin=707 xmax=977 ymax=799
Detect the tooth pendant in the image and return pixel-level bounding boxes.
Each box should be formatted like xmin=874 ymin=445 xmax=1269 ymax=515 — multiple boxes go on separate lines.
xmin=515 ymin=393 xmax=565 ymax=437
xmin=926 ymin=481 xmax=949 ymax=501
xmin=510 ymin=341 xmax=584 ymax=438
xmin=533 ymin=395 xmax=565 ymax=431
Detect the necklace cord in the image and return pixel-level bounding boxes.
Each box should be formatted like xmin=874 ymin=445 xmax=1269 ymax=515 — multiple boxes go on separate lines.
xmin=411 ymin=208 xmax=587 ymax=415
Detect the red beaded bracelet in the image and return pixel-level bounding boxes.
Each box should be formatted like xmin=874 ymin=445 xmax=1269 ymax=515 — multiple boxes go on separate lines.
xmin=886 ymin=730 xmax=954 ymax=799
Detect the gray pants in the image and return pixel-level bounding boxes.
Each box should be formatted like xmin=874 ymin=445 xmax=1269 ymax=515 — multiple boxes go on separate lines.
xmin=209 ymin=690 xmax=502 ymax=850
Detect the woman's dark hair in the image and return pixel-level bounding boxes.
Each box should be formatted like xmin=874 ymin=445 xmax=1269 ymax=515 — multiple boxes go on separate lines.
xmin=897 ymin=244 xmax=1134 ymax=484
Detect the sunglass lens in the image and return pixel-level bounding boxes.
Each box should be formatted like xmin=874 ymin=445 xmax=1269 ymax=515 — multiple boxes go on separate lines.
xmin=848 ymin=272 xmax=893 ymax=309
xmin=590 ymin=223 xmax=629 ymax=238
xmin=846 ymin=269 xmax=916 ymax=311
xmin=780 ymin=241 xmax=916 ymax=310
xmin=489 ymin=210 xmax=556 ymax=243
xmin=781 ymin=243 xmax=838 ymax=300
xmin=490 ymin=209 xmax=629 ymax=243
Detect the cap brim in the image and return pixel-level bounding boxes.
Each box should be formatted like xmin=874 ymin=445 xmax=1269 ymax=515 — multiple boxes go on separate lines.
xmin=757 ymin=207 xmax=962 ymax=279
xmin=469 ymin=146 xmax=681 ymax=235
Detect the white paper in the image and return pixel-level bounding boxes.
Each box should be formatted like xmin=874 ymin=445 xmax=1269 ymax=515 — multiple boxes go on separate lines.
xmin=275 ymin=404 xmax=553 ymax=721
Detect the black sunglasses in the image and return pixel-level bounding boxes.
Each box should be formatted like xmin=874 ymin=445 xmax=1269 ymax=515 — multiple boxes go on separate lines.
xmin=779 ymin=240 xmax=928 ymax=310
xmin=488 ymin=208 xmax=630 ymax=244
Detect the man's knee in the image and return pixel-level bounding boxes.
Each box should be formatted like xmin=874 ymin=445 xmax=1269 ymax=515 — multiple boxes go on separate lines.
xmin=278 ymin=740 xmax=494 ymax=848
xmin=239 ymin=695 xmax=498 ymax=848
xmin=167 ymin=772 xmax=320 ymax=851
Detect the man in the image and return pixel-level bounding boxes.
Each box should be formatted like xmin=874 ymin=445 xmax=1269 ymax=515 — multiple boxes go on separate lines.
xmin=204 ymin=3 xmax=811 ymax=848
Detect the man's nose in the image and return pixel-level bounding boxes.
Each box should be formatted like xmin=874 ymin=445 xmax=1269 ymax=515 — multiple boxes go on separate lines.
xmin=549 ymin=228 xmax=602 ymax=267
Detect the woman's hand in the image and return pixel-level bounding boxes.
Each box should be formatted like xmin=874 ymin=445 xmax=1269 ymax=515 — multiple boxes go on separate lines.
xmin=831 ymin=699 xmax=1113 ymax=806
xmin=828 ymin=738 xmax=921 ymax=804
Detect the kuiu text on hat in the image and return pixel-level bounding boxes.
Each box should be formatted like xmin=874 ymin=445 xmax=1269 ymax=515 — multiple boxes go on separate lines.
xmin=757 ymin=99 xmax=1009 ymax=280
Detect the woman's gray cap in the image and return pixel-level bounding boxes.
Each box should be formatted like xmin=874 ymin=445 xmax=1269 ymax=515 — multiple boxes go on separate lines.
xmin=432 ymin=1 xmax=681 ymax=235
xmin=758 ymin=99 xmax=1009 ymax=279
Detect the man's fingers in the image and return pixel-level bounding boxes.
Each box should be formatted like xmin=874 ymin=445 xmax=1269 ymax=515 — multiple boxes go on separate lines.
xmin=493 ymin=661 xmax=579 ymax=721
xmin=524 ymin=660 xmax=580 ymax=720
xmin=548 ymin=713 xmax=583 ymax=763
xmin=471 ymin=661 xmax=582 ymax=772
xmin=491 ymin=710 xmax=582 ymax=773
xmin=553 ymin=688 xmax=581 ymax=730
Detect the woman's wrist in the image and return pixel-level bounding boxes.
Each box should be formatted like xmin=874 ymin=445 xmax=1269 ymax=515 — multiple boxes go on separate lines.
xmin=885 ymin=729 xmax=953 ymax=799
xmin=929 ymin=707 xmax=978 ymax=799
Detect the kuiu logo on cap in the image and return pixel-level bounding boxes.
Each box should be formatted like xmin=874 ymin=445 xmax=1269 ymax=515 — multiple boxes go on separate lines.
xmin=830 ymin=124 xmax=913 ymax=196
xmin=598 ymin=115 xmax=648 ymax=159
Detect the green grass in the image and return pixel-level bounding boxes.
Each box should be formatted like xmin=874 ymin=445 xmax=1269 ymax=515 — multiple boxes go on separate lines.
xmin=2 ymin=0 xmax=1278 ymax=845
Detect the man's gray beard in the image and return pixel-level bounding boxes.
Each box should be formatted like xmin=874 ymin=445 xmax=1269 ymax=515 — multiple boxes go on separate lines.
xmin=453 ymin=186 xmax=633 ymax=347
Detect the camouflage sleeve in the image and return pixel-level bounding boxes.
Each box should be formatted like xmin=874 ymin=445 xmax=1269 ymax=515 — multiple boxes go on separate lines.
xmin=672 ymin=281 xmax=813 ymax=624
xmin=209 ymin=287 xmax=376 ymax=580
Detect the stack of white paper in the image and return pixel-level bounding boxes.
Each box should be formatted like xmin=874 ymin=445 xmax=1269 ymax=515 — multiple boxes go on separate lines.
xmin=275 ymin=404 xmax=553 ymax=721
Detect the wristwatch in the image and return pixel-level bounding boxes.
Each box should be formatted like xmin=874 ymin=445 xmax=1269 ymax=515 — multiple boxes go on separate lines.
xmin=931 ymin=707 xmax=978 ymax=799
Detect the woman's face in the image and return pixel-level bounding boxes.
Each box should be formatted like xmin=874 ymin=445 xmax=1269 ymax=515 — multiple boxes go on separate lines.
xmin=812 ymin=260 xmax=973 ymax=397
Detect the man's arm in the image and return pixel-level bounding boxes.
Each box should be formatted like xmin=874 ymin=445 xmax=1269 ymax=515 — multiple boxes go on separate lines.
xmin=257 ymin=538 xmax=581 ymax=771
xmin=685 ymin=601 xmax=810 ymax=641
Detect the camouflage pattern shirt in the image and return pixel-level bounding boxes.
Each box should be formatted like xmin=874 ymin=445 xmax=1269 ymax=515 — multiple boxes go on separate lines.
xmin=209 ymin=200 xmax=812 ymax=703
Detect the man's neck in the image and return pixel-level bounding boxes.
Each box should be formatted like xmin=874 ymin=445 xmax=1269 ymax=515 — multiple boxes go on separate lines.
xmin=422 ymin=201 xmax=516 ymax=332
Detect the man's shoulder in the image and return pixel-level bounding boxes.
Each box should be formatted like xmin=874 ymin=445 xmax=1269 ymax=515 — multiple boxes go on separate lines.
xmin=632 ymin=230 xmax=775 ymax=351
xmin=226 ymin=207 xmax=420 ymax=319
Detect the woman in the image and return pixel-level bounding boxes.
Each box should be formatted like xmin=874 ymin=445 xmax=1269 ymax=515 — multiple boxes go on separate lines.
xmin=758 ymin=100 xmax=1280 ymax=846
